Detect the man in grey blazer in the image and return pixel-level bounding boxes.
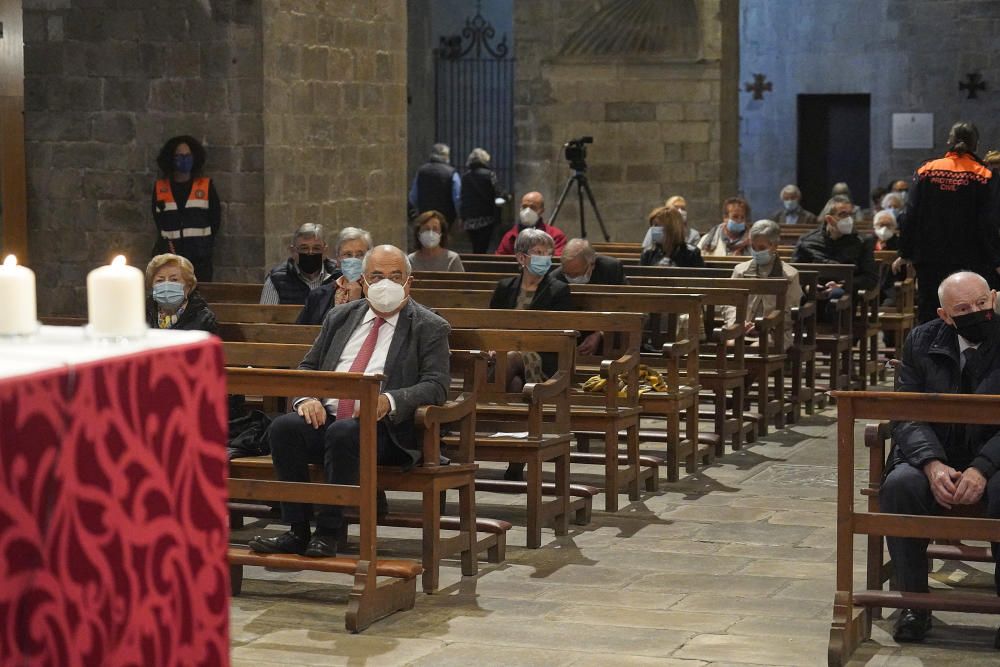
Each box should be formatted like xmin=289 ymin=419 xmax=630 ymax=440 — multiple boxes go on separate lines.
xmin=250 ymin=245 xmax=451 ymax=557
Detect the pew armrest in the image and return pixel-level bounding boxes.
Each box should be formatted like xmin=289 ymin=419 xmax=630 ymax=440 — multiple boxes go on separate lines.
xmin=662 ymin=338 xmax=694 ymax=359
xmin=600 ymin=352 xmax=640 ymax=407
xmin=523 ymin=370 xmax=572 ymax=403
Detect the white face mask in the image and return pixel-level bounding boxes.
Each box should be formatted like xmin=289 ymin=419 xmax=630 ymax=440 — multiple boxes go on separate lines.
xmin=418 ymin=230 xmax=441 ymax=248
xmin=678 ymin=208 xmax=688 ymax=221
xmin=365 ymin=278 xmax=407 ymax=313
xmin=835 ymin=217 xmax=854 ymax=235
xmin=874 ymin=226 xmax=895 ymax=241
xmin=564 ymin=271 xmax=591 ymax=285
xmin=519 ymin=207 xmax=540 ymax=226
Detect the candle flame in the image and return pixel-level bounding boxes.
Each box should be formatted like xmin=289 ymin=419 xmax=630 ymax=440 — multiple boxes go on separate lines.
xmin=112 ymin=255 xmax=127 ymax=267
xmin=3 ymin=255 xmax=16 ymax=268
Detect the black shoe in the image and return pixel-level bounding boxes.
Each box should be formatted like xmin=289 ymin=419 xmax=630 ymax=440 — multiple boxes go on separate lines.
xmin=504 ymin=462 xmax=525 ymax=482
xmin=248 ymin=530 xmax=308 ymax=555
xmin=377 ymin=490 xmax=389 ymax=519
xmin=893 ymin=608 xmax=932 ymax=643
xmin=303 ymin=534 xmax=339 ymax=558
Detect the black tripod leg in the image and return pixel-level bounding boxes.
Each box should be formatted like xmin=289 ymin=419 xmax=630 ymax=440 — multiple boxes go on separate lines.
xmin=577 ymin=178 xmax=587 ymax=239
xmin=548 ymin=175 xmax=577 ymax=228
xmin=579 ymin=176 xmax=611 ymax=241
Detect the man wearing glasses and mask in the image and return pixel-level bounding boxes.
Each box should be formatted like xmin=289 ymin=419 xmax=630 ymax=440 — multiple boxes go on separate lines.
xmin=260 ymin=223 xmax=340 ymax=305
xmin=250 ymin=245 xmax=450 ymax=558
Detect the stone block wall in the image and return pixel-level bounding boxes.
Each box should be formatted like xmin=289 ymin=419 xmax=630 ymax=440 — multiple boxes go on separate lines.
xmin=514 ymin=0 xmax=738 ymax=241
xmin=261 ymin=0 xmax=407 ymax=266
xmin=740 ymin=0 xmax=1000 ymax=219
xmin=22 ymin=0 xmax=264 ymax=315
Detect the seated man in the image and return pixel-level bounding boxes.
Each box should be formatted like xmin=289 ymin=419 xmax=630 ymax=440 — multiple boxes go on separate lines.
xmin=552 ymin=238 xmax=626 ymax=286
xmin=880 ymin=271 xmax=1000 ymax=644
xmin=495 ymin=191 xmax=567 ymax=256
xmin=791 ymin=194 xmax=878 ymax=304
xmin=250 ymin=245 xmax=450 ymax=557
xmin=260 ymin=223 xmax=340 ymax=305
xmin=297 ymin=226 xmax=373 ymax=324
xmin=722 ymin=219 xmax=802 ymax=351
xmin=771 ymin=184 xmax=817 ymax=226
xmin=698 ymin=196 xmax=751 ymax=257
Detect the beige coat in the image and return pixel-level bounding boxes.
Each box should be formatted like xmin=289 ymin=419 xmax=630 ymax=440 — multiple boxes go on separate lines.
xmin=721 ymin=259 xmax=803 ymax=351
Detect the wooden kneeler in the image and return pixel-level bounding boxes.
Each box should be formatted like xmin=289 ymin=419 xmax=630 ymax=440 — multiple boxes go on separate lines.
xmin=226 ymin=368 xmax=418 ymax=633
xmin=828 ymin=391 xmax=1000 ymax=666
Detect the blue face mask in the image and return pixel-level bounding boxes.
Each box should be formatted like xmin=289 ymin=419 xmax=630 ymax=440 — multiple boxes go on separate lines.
xmin=152 ymin=281 xmax=186 ymax=308
xmin=649 ymin=226 xmax=665 ymax=243
xmin=726 ymin=219 xmax=746 ymax=234
xmin=527 ymin=255 xmax=552 ymax=276
xmin=782 ymin=199 xmax=798 ymax=211
xmin=340 ymin=257 xmax=363 ymax=282
xmin=173 ymin=154 xmax=194 ymax=174
xmin=751 ymin=249 xmax=773 ymax=265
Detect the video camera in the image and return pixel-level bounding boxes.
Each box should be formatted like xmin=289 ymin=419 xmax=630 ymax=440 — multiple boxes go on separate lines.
xmin=564 ymin=136 xmax=593 ymax=172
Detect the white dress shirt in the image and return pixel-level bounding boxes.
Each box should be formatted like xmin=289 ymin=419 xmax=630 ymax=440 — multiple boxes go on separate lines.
xmin=320 ymin=308 xmax=399 ymax=415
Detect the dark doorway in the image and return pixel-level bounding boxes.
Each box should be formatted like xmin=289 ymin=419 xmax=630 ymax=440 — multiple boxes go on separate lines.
xmin=797 ymin=94 xmax=870 ymax=216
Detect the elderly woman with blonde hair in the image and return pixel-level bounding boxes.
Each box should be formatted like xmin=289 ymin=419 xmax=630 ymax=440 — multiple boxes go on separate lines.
xmin=145 ymin=253 xmax=218 ymax=333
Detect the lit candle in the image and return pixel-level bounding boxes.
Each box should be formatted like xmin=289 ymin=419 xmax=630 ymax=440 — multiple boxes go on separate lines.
xmin=87 ymin=255 xmax=146 ymax=338
xmin=0 ymin=255 xmax=38 ymax=335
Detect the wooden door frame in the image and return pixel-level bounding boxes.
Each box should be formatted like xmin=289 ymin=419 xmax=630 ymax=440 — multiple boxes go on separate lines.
xmin=0 ymin=0 xmax=28 ymax=261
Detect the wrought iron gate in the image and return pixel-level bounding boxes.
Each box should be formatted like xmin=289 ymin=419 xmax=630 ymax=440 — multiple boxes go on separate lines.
xmin=434 ymin=7 xmax=515 ymax=194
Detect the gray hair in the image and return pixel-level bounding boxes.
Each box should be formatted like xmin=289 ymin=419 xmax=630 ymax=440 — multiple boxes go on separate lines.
xmin=514 ymin=228 xmax=555 ymax=255
xmin=873 ymin=210 xmax=897 ymax=226
xmin=561 ymin=238 xmax=596 ymax=264
xmin=292 ymin=222 xmax=324 ymax=245
xmin=361 ymin=245 xmax=412 ymax=277
xmin=880 ymin=192 xmax=903 ymax=210
xmin=780 ymin=184 xmax=801 ymax=199
xmin=831 ymin=182 xmax=851 ymax=197
xmin=748 ymin=219 xmax=781 ymax=243
xmin=430 ymin=143 xmax=450 ymax=163
xmin=818 ymin=194 xmax=853 ymax=221
xmin=467 ymin=148 xmax=491 ymax=167
xmin=937 ymin=270 xmax=988 ymax=306
xmin=335 ymin=226 xmax=373 ymax=256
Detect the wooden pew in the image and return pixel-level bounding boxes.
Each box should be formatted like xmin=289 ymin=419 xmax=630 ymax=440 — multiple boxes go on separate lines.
xmin=211 ymin=303 xmax=301 ymax=324
xmin=225 ymin=368 xmax=420 ymax=632
xmin=223 ymin=344 xmax=482 ymax=594
xmin=439 ymin=309 xmax=650 ymax=504
xmin=199 ymin=282 xmax=264 ymax=303
xmin=828 ymin=391 xmax=1000 ymax=666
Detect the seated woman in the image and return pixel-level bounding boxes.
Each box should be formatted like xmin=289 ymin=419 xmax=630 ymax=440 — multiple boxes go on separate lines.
xmin=145 ymin=253 xmax=218 ymax=334
xmin=698 ymin=196 xmax=751 ymax=257
xmin=642 ymin=195 xmax=699 ymax=250
xmin=297 ymin=226 xmax=372 ymax=324
xmin=722 ymin=219 xmax=802 ymax=351
xmin=640 ymin=205 xmax=705 ymax=267
xmin=408 ymin=210 xmax=465 ymax=272
xmin=489 ymin=227 xmax=571 ymax=480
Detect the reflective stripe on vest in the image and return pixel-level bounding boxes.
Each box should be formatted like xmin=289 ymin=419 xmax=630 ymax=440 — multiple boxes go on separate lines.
xmin=155 ymin=176 xmax=212 ymax=237
xmin=161 ymin=226 xmax=213 ymax=240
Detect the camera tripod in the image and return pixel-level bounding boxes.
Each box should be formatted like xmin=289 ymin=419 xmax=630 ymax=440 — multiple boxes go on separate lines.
xmin=548 ymin=169 xmax=611 ymax=241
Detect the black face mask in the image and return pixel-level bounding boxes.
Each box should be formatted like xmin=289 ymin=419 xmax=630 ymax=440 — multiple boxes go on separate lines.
xmin=952 ymin=308 xmax=997 ymax=344
xmin=297 ymin=253 xmax=323 ymax=275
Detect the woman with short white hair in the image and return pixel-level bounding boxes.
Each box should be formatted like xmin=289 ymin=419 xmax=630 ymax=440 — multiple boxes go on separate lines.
xmin=145 ymin=253 xmax=218 ymax=333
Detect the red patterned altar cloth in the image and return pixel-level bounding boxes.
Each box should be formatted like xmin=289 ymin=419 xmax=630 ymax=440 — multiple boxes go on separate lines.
xmin=0 ymin=328 xmax=230 ymax=667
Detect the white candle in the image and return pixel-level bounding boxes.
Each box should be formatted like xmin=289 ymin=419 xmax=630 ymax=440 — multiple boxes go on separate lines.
xmin=87 ymin=255 xmax=147 ymax=338
xmin=0 ymin=255 xmax=38 ymax=335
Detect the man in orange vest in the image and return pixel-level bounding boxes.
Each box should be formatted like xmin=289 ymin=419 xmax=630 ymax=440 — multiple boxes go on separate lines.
xmin=152 ymin=135 xmax=221 ymax=281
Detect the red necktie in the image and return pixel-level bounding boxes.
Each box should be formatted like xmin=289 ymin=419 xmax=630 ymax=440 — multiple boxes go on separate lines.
xmin=336 ymin=317 xmax=384 ymax=420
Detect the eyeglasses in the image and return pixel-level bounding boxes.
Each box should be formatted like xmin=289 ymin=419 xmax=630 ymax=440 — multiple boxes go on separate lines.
xmin=832 ymin=210 xmax=852 ymax=220
xmin=340 ymin=250 xmax=366 ymax=259
xmin=295 ymin=245 xmax=325 ymax=254
xmin=365 ymin=272 xmax=407 ymax=285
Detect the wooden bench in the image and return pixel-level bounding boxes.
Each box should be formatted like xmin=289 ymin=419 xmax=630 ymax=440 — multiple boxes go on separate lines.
xmin=225 ymin=368 xmax=419 ymax=632
xmin=828 ymin=391 xmax=1000 ymax=665
xmin=439 ymin=309 xmax=648 ymax=507
xmin=222 ymin=343 xmax=482 ymax=594
xmin=199 ymin=281 xmax=265 ymax=303
xmin=211 ymin=302 xmax=301 ymax=324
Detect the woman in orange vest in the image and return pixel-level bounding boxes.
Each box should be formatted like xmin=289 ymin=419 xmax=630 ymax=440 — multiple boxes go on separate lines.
xmin=151 ymin=135 xmax=221 ymax=281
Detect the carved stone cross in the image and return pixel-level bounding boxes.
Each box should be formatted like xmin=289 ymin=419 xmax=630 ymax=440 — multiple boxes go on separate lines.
xmin=960 ymin=72 xmax=986 ymax=99
xmin=744 ymin=73 xmax=772 ymax=100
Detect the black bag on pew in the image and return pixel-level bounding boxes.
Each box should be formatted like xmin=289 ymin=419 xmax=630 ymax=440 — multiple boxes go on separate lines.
xmin=227 ymin=409 xmax=271 ymax=460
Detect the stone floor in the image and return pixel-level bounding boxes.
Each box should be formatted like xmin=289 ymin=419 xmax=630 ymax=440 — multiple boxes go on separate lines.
xmin=230 ymin=393 xmax=999 ymax=666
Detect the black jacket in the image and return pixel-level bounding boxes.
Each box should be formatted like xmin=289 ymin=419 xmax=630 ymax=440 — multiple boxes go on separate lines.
xmin=790 ymin=226 xmax=879 ymax=291
xmin=297 ymin=283 xmax=336 ymax=325
xmin=640 ymin=243 xmax=705 ymax=268
xmin=551 ymin=255 xmax=627 ymax=285
xmin=490 ymin=271 xmax=571 ymax=377
xmin=891 ymin=317 xmax=1000 ymax=477
xmin=898 ymin=151 xmax=1000 ymax=270
xmin=460 ymin=164 xmax=500 ymax=223
xmin=146 ymin=290 xmax=218 ymax=334
xmin=267 ymin=258 xmax=340 ymax=306
xmin=415 ymin=160 xmax=458 ymax=223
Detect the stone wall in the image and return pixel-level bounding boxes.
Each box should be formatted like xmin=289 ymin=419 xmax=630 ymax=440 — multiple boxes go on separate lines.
xmin=22 ymin=0 xmax=264 ymax=315
xmin=262 ymin=0 xmax=407 ymax=266
xmin=513 ymin=0 xmax=738 ymax=240
xmin=740 ymin=0 xmax=1000 ymax=219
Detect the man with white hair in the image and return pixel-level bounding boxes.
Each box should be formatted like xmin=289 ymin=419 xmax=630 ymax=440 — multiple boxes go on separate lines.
xmin=408 ymin=143 xmax=462 ymax=225
xmin=881 ymin=271 xmax=1000 ymax=644
xmin=552 ymin=238 xmax=626 ymax=286
xmin=260 ymin=223 xmax=339 ymax=305
xmin=771 ymin=184 xmax=817 ymax=226
xmin=250 ymin=245 xmax=451 ymax=557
